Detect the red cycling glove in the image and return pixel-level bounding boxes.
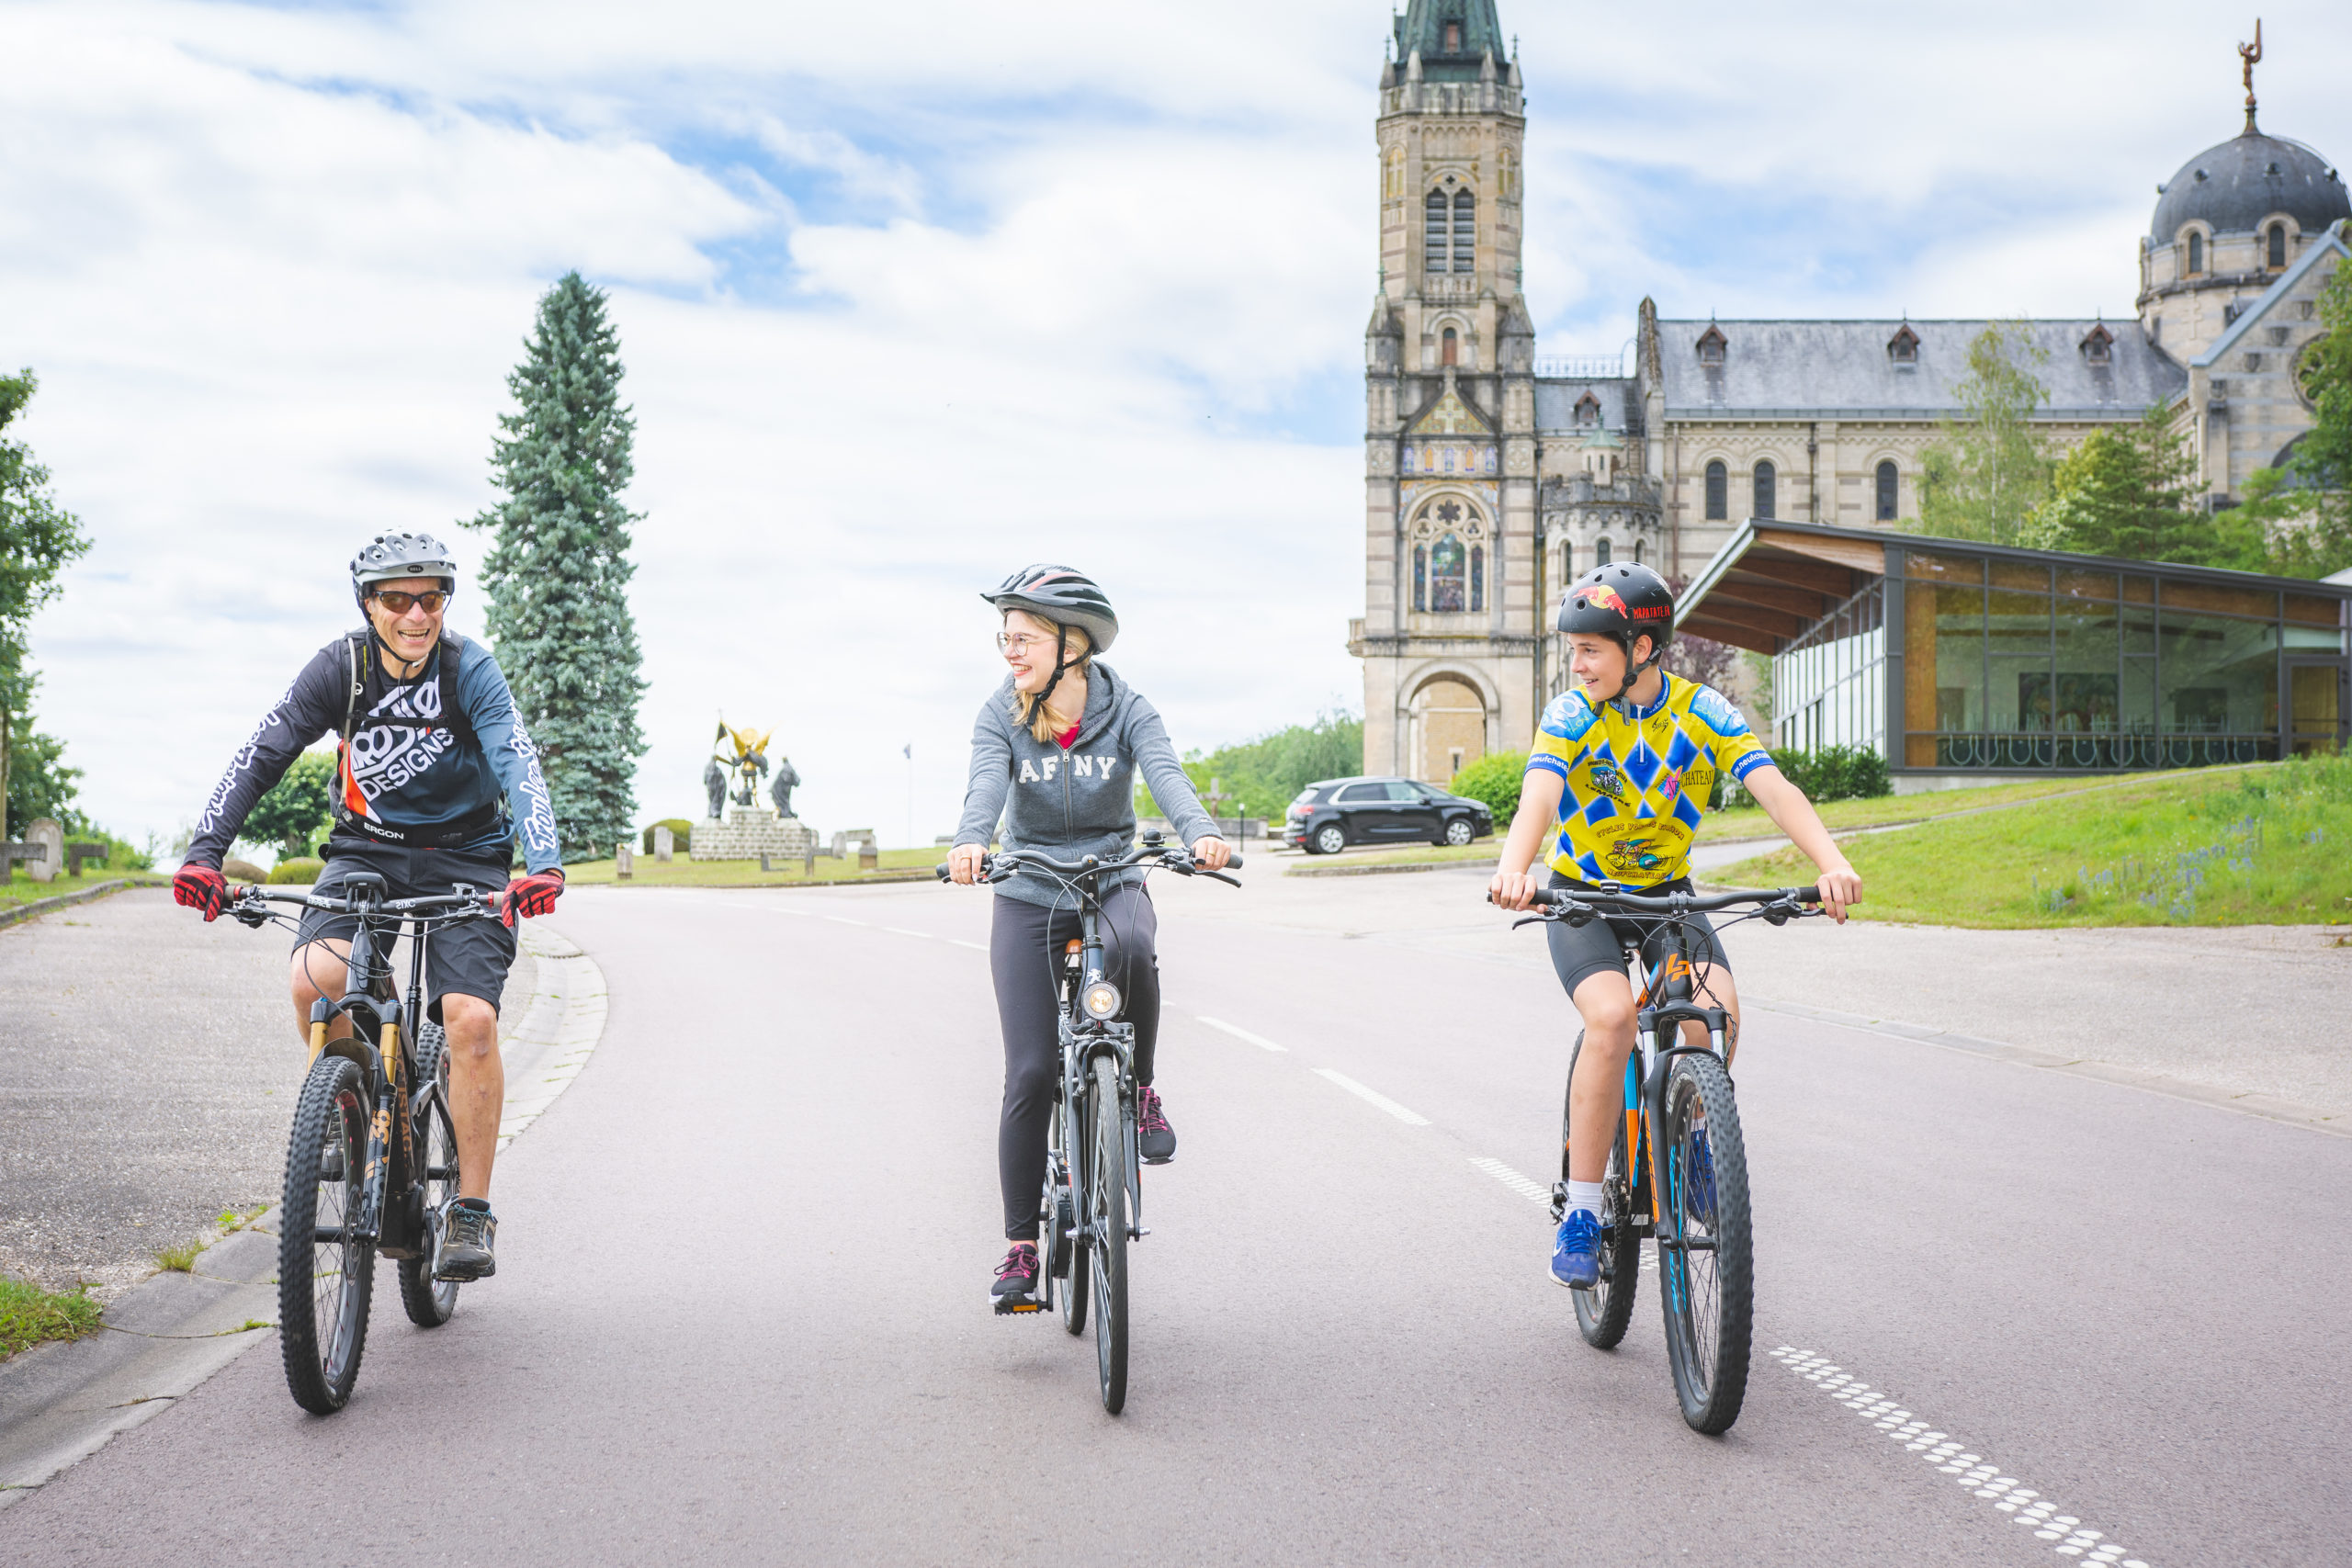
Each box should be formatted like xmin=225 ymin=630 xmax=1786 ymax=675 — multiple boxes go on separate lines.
xmin=499 ymin=869 xmax=564 ymax=928
xmin=173 ymin=863 xmax=229 ymax=921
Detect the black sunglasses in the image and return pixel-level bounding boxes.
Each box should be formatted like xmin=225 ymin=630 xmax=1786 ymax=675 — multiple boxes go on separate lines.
xmin=368 ymin=589 xmax=450 ymax=615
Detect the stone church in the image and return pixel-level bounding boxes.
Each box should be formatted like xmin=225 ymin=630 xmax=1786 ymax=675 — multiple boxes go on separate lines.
xmin=1352 ymin=0 xmax=2352 ymax=783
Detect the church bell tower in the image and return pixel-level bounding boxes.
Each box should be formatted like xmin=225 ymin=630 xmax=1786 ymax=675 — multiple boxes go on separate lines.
xmin=1352 ymin=0 xmax=1541 ymax=785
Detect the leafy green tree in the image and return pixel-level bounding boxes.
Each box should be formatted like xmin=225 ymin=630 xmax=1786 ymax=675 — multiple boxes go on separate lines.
xmin=2022 ymin=408 xmax=2209 ymax=562
xmin=1135 ymin=712 xmax=1363 ymax=821
xmin=465 ymin=274 xmax=648 ymax=863
xmin=0 ymin=370 xmax=91 ymax=836
xmin=2235 ymin=256 xmax=2352 ymax=577
xmin=6 ymin=702 xmax=85 ymax=836
xmin=1909 ymin=324 xmax=2055 ymax=545
xmin=243 ymin=748 xmax=336 ymax=858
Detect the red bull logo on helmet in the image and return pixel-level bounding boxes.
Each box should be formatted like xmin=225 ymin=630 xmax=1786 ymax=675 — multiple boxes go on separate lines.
xmin=1577 ymin=584 xmax=1631 ymax=617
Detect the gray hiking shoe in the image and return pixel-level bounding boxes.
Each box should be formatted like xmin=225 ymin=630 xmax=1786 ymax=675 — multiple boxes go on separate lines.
xmin=435 ymin=1201 xmax=497 ymax=1281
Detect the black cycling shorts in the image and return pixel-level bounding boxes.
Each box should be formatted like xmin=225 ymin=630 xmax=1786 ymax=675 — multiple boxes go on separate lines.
xmin=293 ymin=840 xmax=516 ymax=1019
xmin=1543 ymin=871 xmax=1730 ymax=1003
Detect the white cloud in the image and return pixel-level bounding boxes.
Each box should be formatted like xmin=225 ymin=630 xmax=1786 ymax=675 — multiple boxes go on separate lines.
xmin=4 ymin=0 xmax=2346 ymax=851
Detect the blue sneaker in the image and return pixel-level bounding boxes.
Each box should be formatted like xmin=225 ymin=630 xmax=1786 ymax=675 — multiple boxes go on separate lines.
xmin=1551 ymin=1210 xmax=1601 ymax=1289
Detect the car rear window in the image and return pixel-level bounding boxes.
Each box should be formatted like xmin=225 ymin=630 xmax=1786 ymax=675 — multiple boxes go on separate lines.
xmin=1291 ymin=787 xmax=1326 ymax=807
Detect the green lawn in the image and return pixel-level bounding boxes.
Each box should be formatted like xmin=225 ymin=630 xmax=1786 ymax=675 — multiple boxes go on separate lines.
xmin=1710 ymin=755 xmax=2352 ymax=928
xmin=1 ymin=868 xmax=164 ymax=912
xmin=564 ymin=846 xmax=945 ymax=887
xmin=0 ymin=1276 xmax=101 ymax=1360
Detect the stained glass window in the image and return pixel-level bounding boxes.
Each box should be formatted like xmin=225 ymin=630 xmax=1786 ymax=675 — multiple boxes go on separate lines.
xmin=1430 ymin=534 xmax=1467 ymax=612
xmin=1704 ymin=460 xmax=1726 ymax=521
xmin=1412 ymin=544 xmax=1428 ymax=613
xmin=1470 ymin=544 xmax=1485 ymax=612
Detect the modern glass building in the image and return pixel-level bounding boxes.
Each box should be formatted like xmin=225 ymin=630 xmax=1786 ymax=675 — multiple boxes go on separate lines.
xmin=1678 ymin=521 xmax=2351 ymax=786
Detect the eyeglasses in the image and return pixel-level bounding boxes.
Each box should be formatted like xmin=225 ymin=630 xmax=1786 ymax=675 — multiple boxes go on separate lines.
xmin=995 ymin=632 xmax=1055 ymax=656
xmin=368 ymin=589 xmax=450 ymax=615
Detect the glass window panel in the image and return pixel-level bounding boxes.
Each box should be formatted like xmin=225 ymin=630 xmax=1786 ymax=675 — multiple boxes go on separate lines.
xmin=1469 ymin=544 xmax=1485 ymax=613
xmin=2159 ymin=580 xmax=2274 ymax=619
xmin=1413 ymin=544 xmax=1428 ymax=613
xmin=1915 ymin=581 xmax=1984 ymax=739
xmin=2158 ymin=612 xmax=2278 ymax=736
xmin=2290 ymin=666 xmax=2342 ymax=754
xmin=1987 ymin=590 xmax=2052 ymax=731
xmin=2052 ymin=601 xmax=2120 ymax=733
xmin=2121 ymin=574 xmax=2154 ymax=604
xmin=2057 ymin=570 xmax=2116 ymax=602
xmin=2283 ymin=624 xmax=2346 ymax=652
xmin=1907 ymin=551 xmax=1983 ymax=583
xmin=1753 ymin=461 xmax=1776 ymax=520
xmin=1430 ymin=534 xmax=1466 ymax=612
xmin=2283 ymin=593 xmax=2342 ymax=628
xmin=2120 ymin=655 xmax=2158 ymax=735
xmin=1990 ymin=560 xmax=2051 ymax=592
xmin=1703 ymin=461 xmax=1726 ymax=521
xmin=1875 ymin=461 xmax=1898 ymax=522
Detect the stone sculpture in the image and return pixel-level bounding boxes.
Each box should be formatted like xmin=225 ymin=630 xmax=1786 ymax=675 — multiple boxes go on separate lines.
xmin=704 ymin=757 xmax=728 ymax=820
xmin=769 ymin=756 xmax=800 ymax=818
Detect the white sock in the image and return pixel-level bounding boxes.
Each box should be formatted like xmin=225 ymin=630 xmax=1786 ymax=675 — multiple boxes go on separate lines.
xmin=1565 ymin=1180 xmax=1606 ymax=1222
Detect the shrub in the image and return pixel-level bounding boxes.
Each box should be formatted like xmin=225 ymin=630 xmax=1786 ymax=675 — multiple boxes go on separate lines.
xmin=1448 ymin=750 xmax=1527 ymax=823
xmin=1723 ymin=744 xmax=1892 ymax=807
xmin=268 ymin=857 xmax=324 ymax=885
xmin=221 ymin=857 xmax=269 ymax=884
xmin=642 ymin=818 xmax=695 ymax=855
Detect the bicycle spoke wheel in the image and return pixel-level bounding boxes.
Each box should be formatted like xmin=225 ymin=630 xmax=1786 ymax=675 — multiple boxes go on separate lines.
xmin=278 ymin=1055 xmax=376 ymax=1414
xmin=397 ymin=1030 xmax=461 ymax=1327
xmin=1088 ymin=1054 xmax=1129 ymax=1414
xmin=1564 ymin=1033 xmax=1641 ymax=1349
xmin=1051 ymin=1099 xmax=1087 ymax=1337
xmin=1657 ymin=1051 xmax=1753 ymax=1435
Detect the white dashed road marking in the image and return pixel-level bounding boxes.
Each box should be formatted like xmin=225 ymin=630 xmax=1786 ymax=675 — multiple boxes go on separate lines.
xmin=1197 ymin=1016 xmax=1289 ymax=1052
xmin=948 ymin=939 xmax=988 ymax=952
xmin=1770 ymin=1348 xmax=2152 ymax=1566
xmin=1468 ymin=1156 xmax=1551 ymax=1204
xmin=1312 ymin=1068 xmax=1430 ymax=1125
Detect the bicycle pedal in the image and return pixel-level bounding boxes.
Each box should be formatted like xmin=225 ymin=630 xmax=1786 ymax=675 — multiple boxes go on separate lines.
xmin=993 ymin=1296 xmax=1045 ymax=1315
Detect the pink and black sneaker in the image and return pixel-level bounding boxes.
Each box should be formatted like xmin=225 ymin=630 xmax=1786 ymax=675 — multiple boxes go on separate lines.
xmin=1136 ymin=1087 xmax=1177 ymax=1165
xmin=990 ymin=1243 xmax=1042 ymax=1314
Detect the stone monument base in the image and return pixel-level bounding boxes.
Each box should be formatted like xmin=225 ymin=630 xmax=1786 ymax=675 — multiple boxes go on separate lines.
xmin=690 ymin=807 xmax=817 ymax=862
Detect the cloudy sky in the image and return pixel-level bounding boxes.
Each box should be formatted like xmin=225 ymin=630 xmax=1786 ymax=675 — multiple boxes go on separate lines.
xmin=5 ymin=0 xmax=2347 ymax=853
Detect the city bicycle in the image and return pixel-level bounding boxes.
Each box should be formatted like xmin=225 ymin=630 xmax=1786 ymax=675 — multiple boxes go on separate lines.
xmin=938 ymin=830 xmax=1240 ymax=1414
xmin=1509 ymin=881 xmax=1821 ymax=1434
xmin=228 ymin=874 xmax=500 ymax=1414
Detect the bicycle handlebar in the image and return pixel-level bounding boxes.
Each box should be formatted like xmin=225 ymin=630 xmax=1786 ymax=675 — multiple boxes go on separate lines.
xmin=933 ymin=841 xmax=1243 ymax=886
xmin=228 ymin=886 xmax=499 ymax=919
xmin=1524 ymin=885 xmax=1821 ymax=915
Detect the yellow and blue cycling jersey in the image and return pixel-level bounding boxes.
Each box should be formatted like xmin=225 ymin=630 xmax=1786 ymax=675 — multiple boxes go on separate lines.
xmin=1524 ymin=673 xmax=1775 ymax=887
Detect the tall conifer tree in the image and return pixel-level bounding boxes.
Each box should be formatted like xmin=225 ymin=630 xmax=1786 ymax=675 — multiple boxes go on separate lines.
xmin=467 ymin=273 xmax=646 ymax=863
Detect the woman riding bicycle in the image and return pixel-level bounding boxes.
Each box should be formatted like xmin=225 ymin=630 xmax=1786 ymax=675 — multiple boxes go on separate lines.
xmin=946 ymin=565 xmax=1230 ymax=1310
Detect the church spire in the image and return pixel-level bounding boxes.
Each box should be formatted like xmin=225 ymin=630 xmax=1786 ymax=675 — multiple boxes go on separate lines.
xmin=1392 ymin=0 xmax=1508 ymax=83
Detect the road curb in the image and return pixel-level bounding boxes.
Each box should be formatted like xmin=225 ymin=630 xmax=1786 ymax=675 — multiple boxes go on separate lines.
xmin=0 ymin=878 xmax=165 ymax=931
xmin=0 ymin=919 xmax=612 ymax=1513
xmin=1747 ymin=995 xmax=2348 ymax=1137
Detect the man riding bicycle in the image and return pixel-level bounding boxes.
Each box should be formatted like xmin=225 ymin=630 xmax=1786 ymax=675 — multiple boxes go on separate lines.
xmin=1487 ymin=564 xmax=1860 ymax=1292
xmin=172 ymin=531 xmax=565 ymax=1282
xmin=945 ymin=565 xmax=1230 ymax=1311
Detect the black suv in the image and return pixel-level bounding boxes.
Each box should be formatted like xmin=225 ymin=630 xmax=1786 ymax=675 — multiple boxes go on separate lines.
xmin=1283 ymin=776 xmax=1494 ymax=855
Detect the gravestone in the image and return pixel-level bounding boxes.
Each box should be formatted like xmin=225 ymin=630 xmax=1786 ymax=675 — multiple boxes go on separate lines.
xmin=22 ymin=818 xmax=63 ymax=885
xmin=616 ymin=840 xmax=635 ymax=881
xmin=653 ymin=825 xmax=674 ymax=863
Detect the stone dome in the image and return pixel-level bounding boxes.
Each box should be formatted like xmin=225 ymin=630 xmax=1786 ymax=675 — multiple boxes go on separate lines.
xmin=2151 ymin=124 xmax=2349 ymax=242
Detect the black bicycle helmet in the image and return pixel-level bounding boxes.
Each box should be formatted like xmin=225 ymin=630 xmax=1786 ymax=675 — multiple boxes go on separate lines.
xmin=982 ymin=564 xmax=1118 ymax=653
xmin=351 ymin=531 xmax=458 ymax=607
xmin=1557 ymin=563 xmax=1675 ymax=703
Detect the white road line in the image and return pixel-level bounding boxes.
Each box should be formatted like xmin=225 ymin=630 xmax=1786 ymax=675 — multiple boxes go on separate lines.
xmin=1468 ymin=1156 xmax=1551 ymax=1205
xmin=1768 ymin=1348 xmax=2151 ymax=1567
xmin=1197 ymin=1016 xmax=1288 ymax=1053
xmin=948 ymin=940 xmax=988 ymax=952
xmin=881 ymin=926 xmax=933 ymax=940
xmin=1312 ymin=1068 xmax=1430 ymax=1125
xmin=824 ymin=916 xmax=871 ymax=927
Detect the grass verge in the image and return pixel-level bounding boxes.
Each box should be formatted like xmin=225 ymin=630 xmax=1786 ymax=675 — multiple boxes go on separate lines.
xmin=0 ymin=1277 xmax=102 ymax=1360
xmin=562 ymin=846 xmax=945 ymax=887
xmin=1 ymin=870 xmax=166 ymax=912
xmin=1711 ymin=754 xmax=2352 ymax=928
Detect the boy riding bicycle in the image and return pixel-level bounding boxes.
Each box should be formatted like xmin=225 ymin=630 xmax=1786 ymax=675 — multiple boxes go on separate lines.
xmin=1487 ymin=564 xmax=1861 ymax=1291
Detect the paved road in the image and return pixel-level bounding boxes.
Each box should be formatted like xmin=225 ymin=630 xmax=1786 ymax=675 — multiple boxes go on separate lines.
xmin=5 ymin=874 xmax=2346 ymax=1565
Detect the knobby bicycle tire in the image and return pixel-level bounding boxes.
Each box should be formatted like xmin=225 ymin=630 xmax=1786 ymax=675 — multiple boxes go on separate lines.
xmin=1657 ymin=1051 xmax=1754 ymax=1435
xmin=397 ymin=1028 xmax=461 ymax=1328
xmin=1051 ymin=1091 xmax=1087 ymax=1337
xmin=279 ymin=1054 xmax=376 ymax=1414
xmin=1089 ymin=1054 xmax=1129 ymax=1414
xmin=1564 ymin=1032 xmax=1641 ymax=1349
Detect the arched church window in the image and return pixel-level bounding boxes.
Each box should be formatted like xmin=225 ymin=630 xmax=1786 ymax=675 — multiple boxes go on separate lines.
xmin=1442 ymin=327 xmax=1459 ymax=367
xmin=1413 ymin=543 xmax=1428 ymax=613
xmin=1430 ymin=534 xmax=1468 ymax=612
xmin=2267 ymin=222 xmax=2288 ymax=270
xmin=1595 ymin=537 xmax=1612 ymax=566
xmin=2187 ymin=231 xmax=2204 ymax=276
xmin=1632 ymin=539 xmax=1644 ymax=566
xmin=1425 ymin=188 xmax=1448 ymax=275
xmin=1703 ymin=460 xmax=1727 ymax=521
xmin=1875 ymin=460 xmax=1898 ymax=521
xmin=1452 ymin=188 xmax=1476 ymax=273
xmin=1469 ymin=544 xmax=1485 ymax=612
xmin=1753 ymin=460 xmax=1777 ymax=520
xmin=1384 ymin=146 xmax=1405 ymax=202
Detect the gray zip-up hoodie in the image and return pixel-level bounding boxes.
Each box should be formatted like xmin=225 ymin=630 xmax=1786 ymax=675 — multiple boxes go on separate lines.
xmin=955 ymin=662 xmax=1217 ymax=908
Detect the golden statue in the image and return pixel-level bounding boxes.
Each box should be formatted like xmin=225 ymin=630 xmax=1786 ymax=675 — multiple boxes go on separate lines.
xmin=2239 ymin=18 xmax=2262 ymax=133
xmin=709 ymin=718 xmax=774 ymax=812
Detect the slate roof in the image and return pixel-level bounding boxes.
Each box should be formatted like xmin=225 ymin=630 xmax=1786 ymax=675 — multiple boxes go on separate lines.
xmin=1392 ymin=0 xmax=1507 ymax=82
xmin=2151 ymin=126 xmax=2349 ymax=242
xmin=2191 ymin=220 xmax=2352 ymax=368
xmin=1532 ymin=378 xmax=1640 ymax=434
xmin=1653 ymin=319 xmax=2187 ymax=419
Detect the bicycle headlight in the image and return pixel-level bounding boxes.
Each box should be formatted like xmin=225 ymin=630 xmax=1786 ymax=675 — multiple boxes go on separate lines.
xmin=1081 ymin=980 xmax=1122 ymax=1020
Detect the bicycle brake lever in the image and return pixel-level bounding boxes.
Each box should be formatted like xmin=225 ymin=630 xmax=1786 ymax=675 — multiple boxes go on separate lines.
xmin=1510 ymin=913 xmax=1553 ymax=931
xmin=1197 ymin=870 xmax=1241 ymax=887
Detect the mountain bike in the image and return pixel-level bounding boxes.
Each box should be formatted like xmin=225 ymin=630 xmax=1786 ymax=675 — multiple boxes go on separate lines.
xmin=228 ymin=874 xmax=500 ymax=1414
xmin=1508 ymin=882 xmax=1821 ymax=1434
xmin=937 ymin=830 xmax=1240 ymax=1414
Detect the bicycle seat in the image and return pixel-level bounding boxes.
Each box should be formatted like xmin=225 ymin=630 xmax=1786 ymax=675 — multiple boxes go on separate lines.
xmin=337 ymin=871 xmax=390 ymax=904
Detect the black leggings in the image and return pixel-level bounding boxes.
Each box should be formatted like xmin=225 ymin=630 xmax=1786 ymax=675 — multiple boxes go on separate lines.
xmin=989 ymin=885 xmax=1159 ymax=1242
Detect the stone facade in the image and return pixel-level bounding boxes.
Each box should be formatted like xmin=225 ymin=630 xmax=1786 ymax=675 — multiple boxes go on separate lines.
xmin=1355 ymin=3 xmax=2348 ymax=774
xmin=689 ymin=807 xmax=815 ymax=863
